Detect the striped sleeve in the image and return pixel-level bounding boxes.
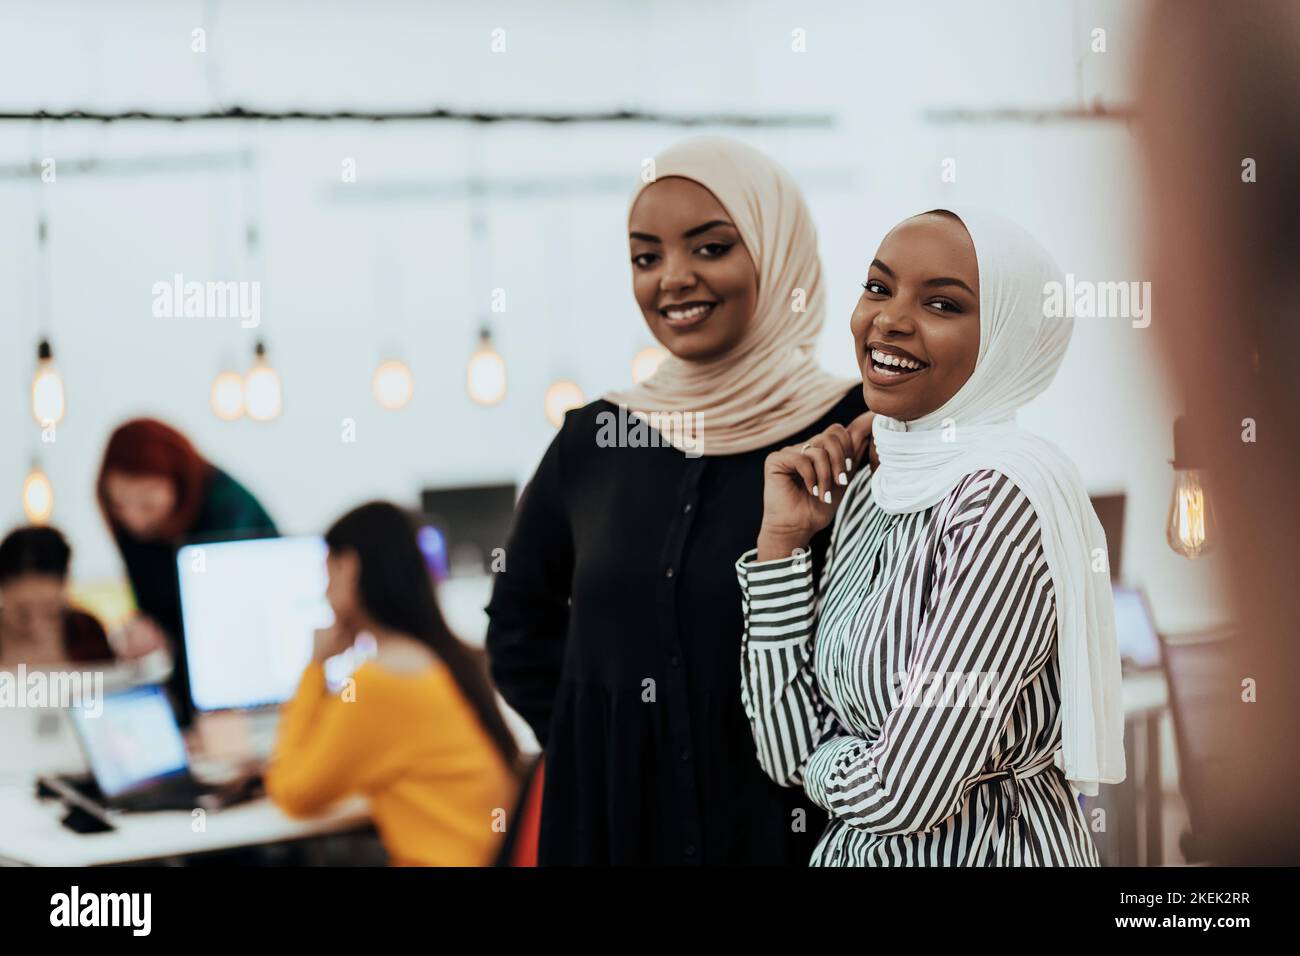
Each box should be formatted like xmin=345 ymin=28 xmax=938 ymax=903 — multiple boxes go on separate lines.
xmin=802 ymin=474 xmax=1058 ymax=835
xmin=737 ymin=546 xmax=838 ymax=787
xmin=737 ymin=470 xmax=864 ymax=788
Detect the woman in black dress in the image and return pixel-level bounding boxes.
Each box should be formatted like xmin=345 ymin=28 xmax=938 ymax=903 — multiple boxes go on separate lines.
xmin=486 ymin=137 xmax=869 ymax=864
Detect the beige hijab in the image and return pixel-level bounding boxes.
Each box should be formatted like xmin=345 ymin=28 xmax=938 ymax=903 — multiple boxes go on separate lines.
xmin=605 ymin=137 xmax=855 ymax=456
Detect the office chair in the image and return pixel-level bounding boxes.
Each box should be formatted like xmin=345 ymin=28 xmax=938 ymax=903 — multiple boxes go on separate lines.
xmin=494 ymin=755 xmax=543 ymax=867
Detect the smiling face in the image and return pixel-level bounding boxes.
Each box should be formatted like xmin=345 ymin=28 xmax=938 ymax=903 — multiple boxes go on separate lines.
xmin=628 ymin=177 xmax=759 ymax=362
xmin=850 ymin=212 xmax=981 ymax=421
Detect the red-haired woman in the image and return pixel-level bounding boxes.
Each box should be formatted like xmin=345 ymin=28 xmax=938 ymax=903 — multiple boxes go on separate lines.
xmin=97 ymin=418 xmax=276 ymax=724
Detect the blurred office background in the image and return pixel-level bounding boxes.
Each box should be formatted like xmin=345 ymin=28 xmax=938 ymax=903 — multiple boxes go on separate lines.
xmin=0 ymin=0 xmax=1225 ymax=629
xmin=0 ymin=0 xmax=1258 ymax=865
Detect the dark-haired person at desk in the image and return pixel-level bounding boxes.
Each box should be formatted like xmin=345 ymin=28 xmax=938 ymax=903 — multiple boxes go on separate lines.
xmin=0 ymin=526 xmax=115 ymax=669
xmin=265 ymin=502 xmax=520 ymax=867
xmin=96 ymin=417 xmax=276 ymax=723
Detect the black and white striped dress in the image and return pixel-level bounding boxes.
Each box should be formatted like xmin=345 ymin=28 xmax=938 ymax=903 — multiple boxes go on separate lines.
xmin=737 ymin=467 xmax=1100 ymax=866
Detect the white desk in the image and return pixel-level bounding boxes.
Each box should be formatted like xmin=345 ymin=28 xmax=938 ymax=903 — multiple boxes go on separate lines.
xmin=0 ymin=785 xmax=371 ymax=867
xmin=1116 ymin=669 xmax=1170 ymax=866
xmin=1122 ymin=669 xmax=1168 ymax=717
xmin=0 ymin=580 xmax=505 ymax=869
xmin=0 ymin=706 xmax=371 ymax=867
xmin=0 ymin=651 xmax=1161 ymax=866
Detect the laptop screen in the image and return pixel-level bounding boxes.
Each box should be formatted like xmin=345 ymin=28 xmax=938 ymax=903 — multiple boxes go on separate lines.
xmin=70 ymin=685 xmax=189 ymax=798
xmin=1112 ymin=585 xmax=1161 ymax=669
xmin=177 ymin=535 xmax=334 ymax=712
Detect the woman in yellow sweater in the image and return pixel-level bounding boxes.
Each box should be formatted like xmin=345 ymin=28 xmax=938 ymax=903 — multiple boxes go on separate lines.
xmin=266 ymin=502 xmax=521 ymax=866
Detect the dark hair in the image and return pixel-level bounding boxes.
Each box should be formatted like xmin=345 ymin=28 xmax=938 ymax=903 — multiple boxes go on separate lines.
xmin=921 ymin=208 xmax=963 ymax=223
xmin=96 ymin=418 xmax=214 ymax=540
xmin=0 ymin=526 xmax=71 ymax=585
xmin=324 ymin=501 xmax=520 ymax=771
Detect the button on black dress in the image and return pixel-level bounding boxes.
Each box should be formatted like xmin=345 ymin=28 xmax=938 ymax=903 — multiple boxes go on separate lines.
xmin=486 ymin=385 xmax=867 ymax=865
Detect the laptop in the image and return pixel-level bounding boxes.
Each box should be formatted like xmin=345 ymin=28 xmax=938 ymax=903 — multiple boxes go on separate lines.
xmin=66 ymin=684 xmax=215 ymax=812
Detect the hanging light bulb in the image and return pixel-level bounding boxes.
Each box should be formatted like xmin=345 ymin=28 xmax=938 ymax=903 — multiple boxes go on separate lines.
xmin=1166 ymin=416 xmax=1217 ymax=559
xmin=373 ymin=359 xmax=414 ymax=410
xmin=1167 ymin=470 xmax=1216 ymax=559
xmin=631 ymin=345 xmax=667 ymax=384
xmin=210 ymin=370 xmax=245 ymax=421
xmin=22 ymin=464 xmax=54 ymax=524
xmin=244 ymin=341 xmax=283 ymax=422
xmin=544 ymin=379 xmax=584 ymax=427
xmin=31 ymin=339 xmax=65 ymax=426
xmin=467 ymin=329 xmax=506 ymax=406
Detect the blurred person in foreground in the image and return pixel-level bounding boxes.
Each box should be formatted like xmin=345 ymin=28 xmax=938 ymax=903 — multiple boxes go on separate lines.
xmin=1136 ymin=0 xmax=1300 ymax=864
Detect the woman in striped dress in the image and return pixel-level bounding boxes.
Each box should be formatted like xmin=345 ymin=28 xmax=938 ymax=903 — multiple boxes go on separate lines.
xmin=738 ymin=208 xmax=1126 ymax=866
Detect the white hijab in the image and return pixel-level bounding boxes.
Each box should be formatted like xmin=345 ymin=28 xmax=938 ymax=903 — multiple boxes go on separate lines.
xmin=870 ymin=207 xmax=1126 ymax=796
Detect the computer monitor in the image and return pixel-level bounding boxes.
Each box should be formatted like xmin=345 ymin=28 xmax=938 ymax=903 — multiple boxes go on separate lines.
xmin=68 ymin=685 xmax=189 ymax=800
xmin=177 ymin=535 xmax=334 ymax=712
xmin=1112 ymin=585 xmax=1161 ymax=669
xmin=420 ymin=484 xmax=517 ymax=576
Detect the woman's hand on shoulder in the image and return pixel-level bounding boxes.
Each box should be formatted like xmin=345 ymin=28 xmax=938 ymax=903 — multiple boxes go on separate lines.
xmin=757 ymin=413 xmax=875 ymax=560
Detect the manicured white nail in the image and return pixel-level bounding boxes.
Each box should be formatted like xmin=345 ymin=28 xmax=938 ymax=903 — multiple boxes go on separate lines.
xmin=823 ymin=491 xmax=832 ymax=504
xmin=812 ymin=485 xmax=819 ymax=498
xmin=846 ymin=458 xmax=853 ymax=472
xmin=838 ymin=472 xmax=848 ymax=486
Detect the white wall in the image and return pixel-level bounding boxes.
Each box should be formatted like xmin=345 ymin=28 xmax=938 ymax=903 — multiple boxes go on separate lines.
xmin=0 ymin=0 xmax=1228 ymax=633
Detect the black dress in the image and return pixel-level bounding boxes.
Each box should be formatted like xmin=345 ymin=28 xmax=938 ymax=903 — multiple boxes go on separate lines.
xmin=486 ymin=385 xmax=867 ymax=865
